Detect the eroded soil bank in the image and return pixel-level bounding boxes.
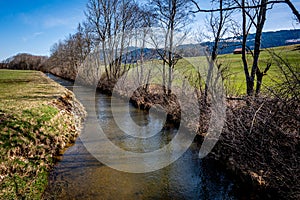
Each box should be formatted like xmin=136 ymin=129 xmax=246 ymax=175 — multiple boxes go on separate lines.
xmin=0 ymin=70 xmax=85 ymax=199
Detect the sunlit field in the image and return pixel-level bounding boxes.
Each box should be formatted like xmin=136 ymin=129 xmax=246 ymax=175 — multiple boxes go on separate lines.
xmin=180 ymin=44 xmax=300 ymax=96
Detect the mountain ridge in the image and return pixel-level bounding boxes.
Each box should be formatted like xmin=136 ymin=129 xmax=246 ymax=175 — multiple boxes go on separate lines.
xmin=187 ymin=29 xmax=300 ymax=56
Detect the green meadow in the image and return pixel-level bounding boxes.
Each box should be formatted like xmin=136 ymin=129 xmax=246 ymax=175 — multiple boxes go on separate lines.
xmin=179 ymin=44 xmax=300 ymax=96
xmin=117 ymin=44 xmax=299 ymax=97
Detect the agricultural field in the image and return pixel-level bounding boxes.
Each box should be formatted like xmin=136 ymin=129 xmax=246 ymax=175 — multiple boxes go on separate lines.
xmin=181 ymin=44 xmax=300 ymax=96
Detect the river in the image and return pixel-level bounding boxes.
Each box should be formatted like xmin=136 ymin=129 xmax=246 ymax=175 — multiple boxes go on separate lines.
xmin=43 ymin=73 xmax=243 ymax=200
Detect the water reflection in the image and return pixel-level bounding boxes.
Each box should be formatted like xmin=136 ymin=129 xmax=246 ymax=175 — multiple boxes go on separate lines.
xmin=98 ymin=95 xmax=173 ymax=153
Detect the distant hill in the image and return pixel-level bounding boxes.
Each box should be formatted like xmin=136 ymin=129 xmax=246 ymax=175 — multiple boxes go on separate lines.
xmin=190 ymin=29 xmax=300 ymax=56
xmin=122 ymin=29 xmax=300 ymax=60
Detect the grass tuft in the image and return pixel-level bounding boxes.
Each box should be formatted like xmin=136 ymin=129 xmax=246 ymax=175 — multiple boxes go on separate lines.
xmin=0 ymin=69 xmax=84 ymax=199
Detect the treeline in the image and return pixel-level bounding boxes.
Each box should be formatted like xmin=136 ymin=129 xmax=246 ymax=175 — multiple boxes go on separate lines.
xmin=44 ymin=0 xmax=300 ymax=97
xmin=2 ymin=0 xmax=299 ymax=98
xmin=0 ymin=53 xmax=47 ymax=71
xmin=46 ymin=0 xmax=154 ymax=84
xmin=1 ymin=0 xmax=299 ymax=98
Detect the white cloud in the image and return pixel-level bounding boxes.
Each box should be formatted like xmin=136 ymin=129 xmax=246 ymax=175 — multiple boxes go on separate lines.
xmin=33 ymin=32 xmax=43 ymax=37
xmin=21 ymin=32 xmax=44 ymax=43
xmin=19 ymin=12 xmax=75 ymax=29
xmin=43 ymin=17 xmax=70 ymax=28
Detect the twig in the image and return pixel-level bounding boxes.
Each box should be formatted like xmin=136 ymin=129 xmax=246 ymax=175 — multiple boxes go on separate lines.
xmin=249 ymin=102 xmax=265 ymax=134
xmin=226 ymin=97 xmax=246 ymax=101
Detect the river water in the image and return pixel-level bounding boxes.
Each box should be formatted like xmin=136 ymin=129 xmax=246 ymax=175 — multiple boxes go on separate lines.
xmin=43 ymin=73 xmax=241 ymax=200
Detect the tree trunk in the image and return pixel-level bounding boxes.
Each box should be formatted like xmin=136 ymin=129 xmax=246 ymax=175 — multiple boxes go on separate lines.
xmin=204 ymin=0 xmax=224 ymax=104
xmin=251 ymin=0 xmax=267 ymax=96
xmin=241 ymin=0 xmax=253 ymax=96
xmin=256 ymin=69 xmax=263 ymax=96
xmin=167 ymin=1 xmax=176 ymax=96
xmin=102 ymin=41 xmax=110 ymax=81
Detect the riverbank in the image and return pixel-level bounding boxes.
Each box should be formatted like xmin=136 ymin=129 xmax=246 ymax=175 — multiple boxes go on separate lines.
xmin=108 ymin=82 xmax=300 ymax=199
xmin=208 ymin=98 xmax=299 ymax=199
xmin=132 ymin=88 xmax=299 ymax=199
xmin=0 ymin=70 xmax=85 ymax=199
xmin=50 ymin=68 xmax=299 ymax=199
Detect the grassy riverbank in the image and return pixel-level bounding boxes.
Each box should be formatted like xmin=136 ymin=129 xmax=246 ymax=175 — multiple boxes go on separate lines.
xmin=0 ymin=70 xmax=85 ymax=199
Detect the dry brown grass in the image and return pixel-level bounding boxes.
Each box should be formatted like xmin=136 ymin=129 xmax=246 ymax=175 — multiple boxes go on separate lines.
xmin=0 ymin=70 xmax=85 ymax=199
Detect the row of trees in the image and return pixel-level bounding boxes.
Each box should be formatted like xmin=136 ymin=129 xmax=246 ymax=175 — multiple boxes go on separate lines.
xmin=47 ymin=0 xmax=154 ymax=84
xmin=47 ymin=0 xmax=300 ymax=97
xmin=0 ymin=53 xmax=47 ymax=71
xmin=46 ymin=23 xmax=92 ymax=79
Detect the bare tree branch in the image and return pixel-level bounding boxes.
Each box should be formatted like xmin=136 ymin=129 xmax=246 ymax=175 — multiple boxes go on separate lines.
xmin=191 ymin=0 xmax=285 ymax=13
xmin=284 ymin=0 xmax=300 ymax=22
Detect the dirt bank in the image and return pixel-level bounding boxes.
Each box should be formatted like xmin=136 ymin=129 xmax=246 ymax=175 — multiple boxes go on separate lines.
xmin=0 ymin=70 xmax=86 ymax=199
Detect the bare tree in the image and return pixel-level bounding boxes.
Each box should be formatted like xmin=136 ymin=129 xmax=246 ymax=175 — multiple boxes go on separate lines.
xmin=198 ymin=0 xmax=235 ymax=104
xmin=208 ymin=0 xmax=235 ymax=61
xmin=134 ymin=6 xmax=156 ymax=91
xmin=150 ymin=0 xmax=192 ymax=95
xmin=236 ymin=0 xmax=271 ymax=96
xmin=85 ymin=0 xmax=118 ymax=81
xmin=85 ymin=0 xmax=145 ymax=86
xmin=192 ymin=0 xmax=300 ymax=96
xmin=46 ymin=23 xmax=93 ymax=80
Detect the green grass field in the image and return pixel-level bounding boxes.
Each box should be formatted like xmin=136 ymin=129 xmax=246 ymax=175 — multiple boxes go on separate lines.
xmin=81 ymin=44 xmax=299 ymax=97
xmin=0 ymin=70 xmax=80 ymax=199
xmin=179 ymin=44 xmax=300 ymax=96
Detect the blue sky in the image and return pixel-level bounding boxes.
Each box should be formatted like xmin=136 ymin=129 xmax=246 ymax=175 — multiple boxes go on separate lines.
xmin=0 ymin=0 xmax=86 ymax=61
xmin=0 ymin=0 xmax=299 ymax=61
